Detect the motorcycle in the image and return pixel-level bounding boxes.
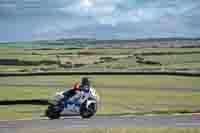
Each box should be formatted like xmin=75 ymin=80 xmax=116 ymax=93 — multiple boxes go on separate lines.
xmin=45 ymin=88 xmax=99 ymax=119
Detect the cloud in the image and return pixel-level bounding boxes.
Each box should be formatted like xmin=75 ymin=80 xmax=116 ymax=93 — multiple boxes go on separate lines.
xmin=0 ymin=0 xmax=200 ymax=41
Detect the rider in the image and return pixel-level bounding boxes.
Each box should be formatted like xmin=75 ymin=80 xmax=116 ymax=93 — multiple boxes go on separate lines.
xmin=62 ymin=82 xmax=81 ymax=101
xmin=69 ymin=77 xmax=92 ymax=102
xmin=81 ymin=77 xmax=91 ymax=93
xmin=62 ymin=77 xmax=91 ymax=102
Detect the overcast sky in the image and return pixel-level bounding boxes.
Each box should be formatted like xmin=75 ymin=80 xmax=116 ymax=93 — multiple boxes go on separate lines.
xmin=0 ymin=0 xmax=200 ymax=42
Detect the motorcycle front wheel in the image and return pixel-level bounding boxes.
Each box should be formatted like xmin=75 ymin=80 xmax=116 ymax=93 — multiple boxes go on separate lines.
xmin=80 ymin=102 xmax=97 ymax=119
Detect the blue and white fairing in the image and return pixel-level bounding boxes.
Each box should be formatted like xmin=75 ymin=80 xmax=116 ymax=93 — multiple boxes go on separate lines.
xmin=54 ymin=87 xmax=99 ymax=115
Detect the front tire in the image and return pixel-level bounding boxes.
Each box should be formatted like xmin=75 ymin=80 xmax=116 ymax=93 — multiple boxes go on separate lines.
xmin=80 ymin=102 xmax=97 ymax=119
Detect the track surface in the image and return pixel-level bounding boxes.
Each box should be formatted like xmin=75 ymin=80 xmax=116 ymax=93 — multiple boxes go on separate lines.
xmin=1 ymin=115 xmax=200 ymax=133
xmin=0 ymin=82 xmax=200 ymax=92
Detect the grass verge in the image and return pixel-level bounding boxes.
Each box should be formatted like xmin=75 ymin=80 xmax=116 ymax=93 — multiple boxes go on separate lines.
xmin=0 ymin=105 xmax=46 ymax=120
xmin=47 ymin=128 xmax=200 ymax=133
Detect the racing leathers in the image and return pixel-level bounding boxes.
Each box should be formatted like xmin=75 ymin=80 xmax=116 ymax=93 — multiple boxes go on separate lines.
xmin=63 ymin=86 xmax=96 ymax=103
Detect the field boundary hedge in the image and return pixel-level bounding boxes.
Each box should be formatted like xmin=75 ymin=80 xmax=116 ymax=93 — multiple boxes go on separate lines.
xmin=0 ymin=70 xmax=200 ymax=77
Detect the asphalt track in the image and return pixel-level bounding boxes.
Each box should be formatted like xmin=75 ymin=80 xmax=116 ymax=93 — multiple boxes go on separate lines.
xmin=1 ymin=115 xmax=200 ymax=133
xmin=1 ymin=82 xmax=200 ymax=92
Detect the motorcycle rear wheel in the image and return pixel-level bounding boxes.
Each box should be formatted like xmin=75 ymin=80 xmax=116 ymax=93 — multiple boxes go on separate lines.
xmin=45 ymin=105 xmax=61 ymax=120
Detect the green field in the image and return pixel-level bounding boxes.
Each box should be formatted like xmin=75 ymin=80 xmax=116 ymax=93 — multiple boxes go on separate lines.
xmin=1 ymin=47 xmax=200 ymax=72
xmin=1 ymin=44 xmax=200 ymax=120
xmin=1 ymin=75 xmax=200 ymax=120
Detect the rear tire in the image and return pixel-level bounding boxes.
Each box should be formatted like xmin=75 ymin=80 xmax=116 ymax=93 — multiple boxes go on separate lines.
xmin=45 ymin=105 xmax=61 ymax=120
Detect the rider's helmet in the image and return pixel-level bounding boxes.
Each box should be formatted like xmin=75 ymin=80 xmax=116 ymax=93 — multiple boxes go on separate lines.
xmin=81 ymin=77 xmax=90 ymax=93
xmin=73 ymin=83 xmax=81 ymax=91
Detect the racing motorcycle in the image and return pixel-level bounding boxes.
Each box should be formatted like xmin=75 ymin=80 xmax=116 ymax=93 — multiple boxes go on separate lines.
xmin=45 ymin=88 xmax=99 ymax=119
